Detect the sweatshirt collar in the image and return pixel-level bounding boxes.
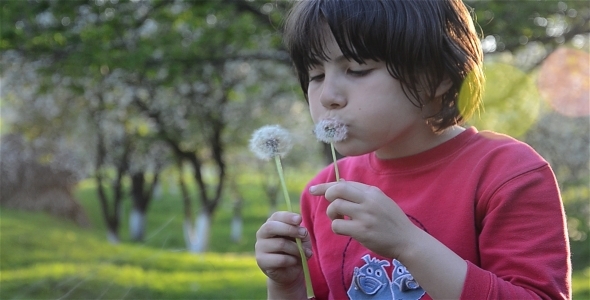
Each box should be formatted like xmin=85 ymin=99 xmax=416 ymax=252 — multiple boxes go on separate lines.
xmin=368 ymin=127 xmax=478 ymax=173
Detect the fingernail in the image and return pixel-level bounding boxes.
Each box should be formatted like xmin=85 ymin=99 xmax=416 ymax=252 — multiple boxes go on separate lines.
xmin=298 ymin=227 xmax=308 ymax=237
xmin=305 ymin=248 xmax=313 ymax=258
xmin=309 ymin=185 xmax=317 ymax=193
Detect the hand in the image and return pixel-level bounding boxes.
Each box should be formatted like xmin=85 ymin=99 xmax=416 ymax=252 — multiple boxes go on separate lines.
xmin=310 ymin=180 xmax=419 ymax=259
xmin=255 ymin=211 xmax=312 ymax=289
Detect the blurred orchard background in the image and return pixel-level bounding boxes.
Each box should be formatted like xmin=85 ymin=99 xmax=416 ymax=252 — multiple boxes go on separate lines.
xmin=0 ymin=0 xmax=588 ymax=299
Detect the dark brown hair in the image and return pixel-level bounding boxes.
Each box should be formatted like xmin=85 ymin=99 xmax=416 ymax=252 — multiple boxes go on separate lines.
xmin=283 ymin=0 xmax=484 ymax=132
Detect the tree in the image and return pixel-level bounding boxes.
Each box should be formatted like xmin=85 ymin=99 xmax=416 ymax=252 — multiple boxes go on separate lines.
xmin=129 ymin=139 xmax=170 ymax=242
xmin=0 ymin=0 xmax=300 ymax=250
xmin=467 ymin=0 xmax=589 ymax=57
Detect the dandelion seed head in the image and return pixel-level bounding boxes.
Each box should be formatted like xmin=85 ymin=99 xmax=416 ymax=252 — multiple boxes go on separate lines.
xmin=249 ymin=125 xmax=293 ymax=160
xmin=314 ymin=119 xmax=348 ymax=143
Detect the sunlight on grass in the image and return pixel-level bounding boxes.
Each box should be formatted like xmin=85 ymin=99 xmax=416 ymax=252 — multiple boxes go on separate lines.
xmin=1 ymin=209 xmax=267 ymax=299
xmin=573 ymin=267 xmax=590 ymax=299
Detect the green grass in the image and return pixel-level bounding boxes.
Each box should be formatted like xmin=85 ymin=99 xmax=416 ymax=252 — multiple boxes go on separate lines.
xmin=573 ymin=267 xmax=590 ymax=300
xmin=0 ymin=209 xmax=268 ymax=299
xmin=0 ymin=170 xmax=311 ymax=300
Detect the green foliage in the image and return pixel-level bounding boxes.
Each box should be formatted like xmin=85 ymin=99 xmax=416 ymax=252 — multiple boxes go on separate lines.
xmin=467 ymin=0 xmax=589 ymax=52
xmin=0 ymin=0 xmax=287 ymax=82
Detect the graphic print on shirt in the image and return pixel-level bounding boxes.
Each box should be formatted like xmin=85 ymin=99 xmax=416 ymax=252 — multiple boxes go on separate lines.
xmin=347 ymin=254 xmax=392 ymax=299
xmin=347 ymin=255 xmax=425 ymax=300
xmin=390 ymin=259 xmax=425 ymax=300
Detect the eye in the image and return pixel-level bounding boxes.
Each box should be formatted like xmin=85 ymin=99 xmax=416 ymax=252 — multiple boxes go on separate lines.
xmin=366 ymin=268 xmax=373 ymax=274
xmin=347 ymin=69 xmax=371 ymax=77
xmin=309 ymin=73 xmax=325 ymax=82
xmin=375 ymin=270 xmax=382 ymax=277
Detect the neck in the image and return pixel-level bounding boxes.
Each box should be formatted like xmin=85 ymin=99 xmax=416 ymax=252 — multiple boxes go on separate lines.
xmin=375 ymin=125 xmax=465 ymax=160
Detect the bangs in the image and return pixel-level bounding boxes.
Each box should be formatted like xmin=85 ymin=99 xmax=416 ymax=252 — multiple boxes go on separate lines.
xmin=284 ymin=1 xmax=389 ymax=92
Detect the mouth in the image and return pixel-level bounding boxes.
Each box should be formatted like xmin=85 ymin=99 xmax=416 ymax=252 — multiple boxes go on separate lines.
xmin=314 ymin=118 xmax=348 ymax=143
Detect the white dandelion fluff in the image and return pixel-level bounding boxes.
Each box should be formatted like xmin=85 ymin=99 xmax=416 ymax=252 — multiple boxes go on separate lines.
xmin=314 ymin=118 xmax=348 ymax=143
xmin=249 ymin=125 xmax=293 ymax=161
xmin=313 ymin=119 xmax=346 ymax=182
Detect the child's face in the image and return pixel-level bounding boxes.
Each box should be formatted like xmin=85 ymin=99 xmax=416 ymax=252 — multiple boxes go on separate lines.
xmin=307 ymin=30 xmax=440 ymax=159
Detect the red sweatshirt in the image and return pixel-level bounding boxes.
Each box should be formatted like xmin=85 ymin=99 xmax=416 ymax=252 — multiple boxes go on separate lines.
xmin=301 ymin=127 xmax=571 ymax=300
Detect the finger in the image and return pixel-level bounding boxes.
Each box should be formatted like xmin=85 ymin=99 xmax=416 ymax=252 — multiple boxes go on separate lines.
xmin=331 ymin=218 xmax=360 ymax=237
xmin=323 ymin=181 xmax=372 ymax=204
xmin=256 ymin=220 xmax=309 ymax=240
xmin=256 ymin=252 xmax=300 ymax=271
xmin=267 ymin=211 xmax=303 ymax=226
xmin=326 ymin=198 xmax=359 ymax=220
xmin=256 ymin=237 xmax=304 ymax=257
xmin=309 ymin=181 xmax=340 ymax=196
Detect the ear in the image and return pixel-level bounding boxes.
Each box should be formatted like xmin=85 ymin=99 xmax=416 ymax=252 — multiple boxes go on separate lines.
xmin=434 ymin=77 xmax=453 ymax=98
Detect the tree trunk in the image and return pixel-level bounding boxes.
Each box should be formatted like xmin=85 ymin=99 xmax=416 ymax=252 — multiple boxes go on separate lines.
xmin=190 ymin=211 xmax=211 ymax=253
xmin=183 ymin=218 xmax=195 ymax=249
xmin=129 ymin=207 xmax=146 ymax=242
xmin=93 ymin=104 xmax=130 ymax=244
xmin=178 ymin=162 xmax=197 ymax=250
xmin=231 ymin=195 xmax=243 ymax=243
xmin=129 ymin=171 xmax=159 ymax=242
xmin=144 ymin=89 xmax=227 ymax=254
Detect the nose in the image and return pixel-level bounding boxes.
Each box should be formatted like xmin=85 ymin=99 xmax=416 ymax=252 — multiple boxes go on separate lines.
xmin=318 ymin=74 xmax=347 ymax=109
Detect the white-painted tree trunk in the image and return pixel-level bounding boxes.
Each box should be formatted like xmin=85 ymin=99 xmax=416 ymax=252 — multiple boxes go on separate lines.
xmin=192 ymin=212 xmax=211 ymax=252
xmin=129 ymin=208 xmax=146 ymax=241
xmin=183 ymin=218 xmax=195 ymax=249
xmin=231 ymin=215 xmax=242 ymax=243
xmin=153 ymin=182 xmax=163 ymax=200
xmin=185 ymin=211 xmax=211 ymax=253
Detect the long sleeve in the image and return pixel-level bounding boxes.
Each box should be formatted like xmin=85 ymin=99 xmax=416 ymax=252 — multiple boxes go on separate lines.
xmin=461 ymin=164 xmax=571 ymax=299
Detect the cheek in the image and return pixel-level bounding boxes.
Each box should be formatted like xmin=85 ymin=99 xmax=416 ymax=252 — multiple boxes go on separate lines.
xmin=308 ymin=101 xmax=323 ymax=123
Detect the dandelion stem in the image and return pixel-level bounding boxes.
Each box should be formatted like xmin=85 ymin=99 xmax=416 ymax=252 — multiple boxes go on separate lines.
xmin=274 ymin=156 xmax=292 ymax=212
xmin=274 ymin=156 xmax=315 ymax=299
xmin=330 ymin=143 xmax=340 ymax=181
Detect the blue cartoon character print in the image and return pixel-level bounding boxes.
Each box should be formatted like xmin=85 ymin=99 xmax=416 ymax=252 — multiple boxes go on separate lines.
xmin=390 ymin=259 xmax=425 ymax=300
xmin=347 ymin=255 xmax=425 ymax=300
xmin=347 ymin=254 xmax=392 ymax=300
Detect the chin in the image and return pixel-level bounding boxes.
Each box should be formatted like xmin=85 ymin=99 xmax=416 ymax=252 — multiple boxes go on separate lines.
xmin=334 ymin=146 xmax=370 ymax=157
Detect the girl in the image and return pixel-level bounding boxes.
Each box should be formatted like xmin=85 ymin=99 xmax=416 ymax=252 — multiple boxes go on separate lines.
xmin=255 ymin=1 xmax=571 ymax=299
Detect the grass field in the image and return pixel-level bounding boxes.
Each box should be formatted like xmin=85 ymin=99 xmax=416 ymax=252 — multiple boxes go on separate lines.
xmin=1 ymin=175 xmax=589 ymax=299
xmin=0 ymin=208 xmax=268 ymax=299
xmin=0 ymin=172 xmax=279 ymax=299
